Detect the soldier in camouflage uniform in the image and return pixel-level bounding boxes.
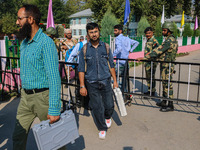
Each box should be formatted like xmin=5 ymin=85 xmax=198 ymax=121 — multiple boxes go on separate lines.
xmin=46 ymin=27 xmax=61 ymax=59
xmin=144 ymin=27 xmax=159 ymax=96
xmin=144 ymin=22 xmax=178 ymax=112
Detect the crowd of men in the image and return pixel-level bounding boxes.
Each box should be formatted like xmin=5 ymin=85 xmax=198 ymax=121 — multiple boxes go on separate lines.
xmin=12 ymin=4 xmax=178 ymax=149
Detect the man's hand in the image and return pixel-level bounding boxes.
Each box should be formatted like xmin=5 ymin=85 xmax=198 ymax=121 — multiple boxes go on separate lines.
xmin=69 ymin=66 xmax=73 ymax=71
xmin=80 ymin=87 xmax=87 ymax=96
xmin=113 ymin=81 xmax=118 ymax=89
xmin=137 ymin=57 xmax=144 ymax=62
xmin=61 ymin=45 xmax=68 ymax=50
xmin=47 ymin=115 xmax=60 ymax=124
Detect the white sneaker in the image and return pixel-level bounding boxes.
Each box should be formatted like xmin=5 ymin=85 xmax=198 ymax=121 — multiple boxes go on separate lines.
xmin=105 ymin=119 xmax=112 ymax=128
xmin=99 ymin=131 xmax=106 ymax=139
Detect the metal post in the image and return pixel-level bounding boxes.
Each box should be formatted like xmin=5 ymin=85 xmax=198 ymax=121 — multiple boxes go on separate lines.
xmin=187 ymin=64 xmax=191 ymax=101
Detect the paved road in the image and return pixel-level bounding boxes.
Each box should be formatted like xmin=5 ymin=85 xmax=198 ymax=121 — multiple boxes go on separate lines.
xmin=0 ymin=50 xmax=200 ymax=150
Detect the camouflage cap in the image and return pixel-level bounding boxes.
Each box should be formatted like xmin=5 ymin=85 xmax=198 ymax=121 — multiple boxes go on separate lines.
xmin=162 ymin=22 xmax=175 ymax=33
xmin=46 ymin=27 xmax=57 ymax=36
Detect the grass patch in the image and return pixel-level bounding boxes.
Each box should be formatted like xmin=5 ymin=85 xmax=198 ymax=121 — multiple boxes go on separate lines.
xmin=176 ymin=52 xmax=189 ymax=57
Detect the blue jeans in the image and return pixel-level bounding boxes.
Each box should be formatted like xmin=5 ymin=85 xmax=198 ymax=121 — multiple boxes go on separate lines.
xmin=86 ymin=79 xmax=114 ymax=131
xmin=116 ymin=64 xmax=128 ymax=92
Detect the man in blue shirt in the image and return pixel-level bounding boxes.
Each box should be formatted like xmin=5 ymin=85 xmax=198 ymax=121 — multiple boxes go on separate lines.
xmin=67 ymin=36 xmax=88 ymax=65
xmin=113 ymin=24 xmax=139 ymax=92
xmin=12 ymin=4 xmax=62 ymax=150
xmin=78 ymin=23 xmax=118 ymax=139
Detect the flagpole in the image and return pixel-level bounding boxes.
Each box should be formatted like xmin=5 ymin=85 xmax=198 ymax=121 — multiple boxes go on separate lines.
xmin=124 ymin=0 xmax=130 ymax=36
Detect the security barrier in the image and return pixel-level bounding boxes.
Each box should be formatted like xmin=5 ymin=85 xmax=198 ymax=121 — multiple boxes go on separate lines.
xmin=1 ymin=56 xmax=200 ymax=109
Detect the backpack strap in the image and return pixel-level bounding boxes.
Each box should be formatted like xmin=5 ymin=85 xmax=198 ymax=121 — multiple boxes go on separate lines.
xmin=83 ymin=43 xmax=87 ymax=72
xmin=104 ymin=43 xmax=112 ymax=73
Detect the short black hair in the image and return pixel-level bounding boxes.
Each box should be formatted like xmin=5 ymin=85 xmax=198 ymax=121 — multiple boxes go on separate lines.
xmin=144 ymin=27 xmax=153 ymax=33
xmin=22 ymin=4 xmax=41 ymax=26
xmin=114 ymin=24 xmax=123 ymax=31
xmin=86 ymin=23 xmax=100 ymax=33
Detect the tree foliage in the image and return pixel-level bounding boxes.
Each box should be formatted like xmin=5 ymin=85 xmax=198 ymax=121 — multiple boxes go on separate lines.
xmin=182 ymin=23 xmax=193 ymax=37
xmin=137 ymin=16 xmax=150 ymax=37
xmin=100 ymin=7 xmax=119 ymax=37
xmin=1 ymin=13 xmax=18 ymax=34
xmin=183 ymin=0 xmax=192 ymax=16
xmin=172 ymin=22 xmax=179 ymax=37
xmin=155 ymin=17 xmax=162 ymax=37
xmin=193 ymin=29 xmax=200 ymax=36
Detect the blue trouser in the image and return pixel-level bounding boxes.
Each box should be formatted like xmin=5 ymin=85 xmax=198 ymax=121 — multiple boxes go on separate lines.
xmin=86 ymin=79 xmax=114 ymax=131
xmin=116 ymin=63 xmax=128 ymax=92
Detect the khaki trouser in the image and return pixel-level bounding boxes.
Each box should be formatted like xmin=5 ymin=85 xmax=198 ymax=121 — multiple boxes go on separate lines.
xmin=12 ymin=89 xmax=66 ymax=150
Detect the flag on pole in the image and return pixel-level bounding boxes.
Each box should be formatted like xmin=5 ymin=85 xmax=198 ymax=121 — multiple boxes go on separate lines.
xmin=181 ymin=11 xmax=185 ymax=28
xmin=161 ymin=5 xmax=165 ymax=25
xmin=46 ymin=0 xmax=55 ymax=29
xmin=194 ymin=15 xmax=198 ymax=30
xmin=124 ymin=0 xmax=130 ymax=25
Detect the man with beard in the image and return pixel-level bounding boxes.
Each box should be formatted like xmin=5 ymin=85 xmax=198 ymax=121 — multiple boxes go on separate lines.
xmin=12 ymin=4 xmax=63 ymax=150
xmin=113 ymin=24 xmax=139 ymax=93
xmin=143 ymin=27 xmax=159 ymax=97
xmin=142 ymin=22 xmax=178 ymax=112
xmin=61 ymin=28 xmax=77 ymax=58
xmin=78 ymin=23 xmax=118 ymax=139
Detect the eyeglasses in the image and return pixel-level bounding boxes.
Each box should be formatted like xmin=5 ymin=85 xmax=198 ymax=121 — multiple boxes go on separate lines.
xmin=17 ymin=16 xmax=29 ymax=21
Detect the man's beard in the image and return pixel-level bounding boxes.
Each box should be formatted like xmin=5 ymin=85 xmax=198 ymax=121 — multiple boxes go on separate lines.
xmin=67 ymin=35 xmax=72 ymax=40
xmin=19 ymin=22 xmax=32 ymax=40
xmin=90 ymin=36 xmax=100 ymax=43
xmin=114 ymin=33 xmax=119 ymax=37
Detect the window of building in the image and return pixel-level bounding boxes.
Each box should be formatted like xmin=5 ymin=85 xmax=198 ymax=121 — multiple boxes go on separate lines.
xmin=73 ymin=29 xmax=76 ymax=35
xmin=87 ymin=18 xmax=91 ymax=23
xmin=79 ymin=18 xmax=81 ymax=25
xmin=79 ymin=29 xmax=82 ymax=35
xmin=73 ymin=19 xmax=76 ymax=25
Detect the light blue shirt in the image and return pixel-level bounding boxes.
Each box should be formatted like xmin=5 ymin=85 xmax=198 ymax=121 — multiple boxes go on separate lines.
xmin=20 ymin=28 xmax=61 ymax=116
xmin=113 ymin=34 xmax=139 ymax=65
xmin=67 ymin=40 xmax=87 ymax=64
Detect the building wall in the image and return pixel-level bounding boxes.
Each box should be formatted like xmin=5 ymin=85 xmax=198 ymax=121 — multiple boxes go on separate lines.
xmin=70 ymin=17 xmax=91 ymax=39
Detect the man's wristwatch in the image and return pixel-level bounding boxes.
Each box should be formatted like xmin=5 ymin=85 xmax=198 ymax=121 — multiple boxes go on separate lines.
xmin=80 ymin=86 xmax=85 ymax=88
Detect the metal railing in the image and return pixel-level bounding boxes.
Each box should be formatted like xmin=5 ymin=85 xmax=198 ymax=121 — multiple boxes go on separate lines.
xmin=1 ymin=56 xmax=200 ymax=108
xmin=119 ymin=58 xmax=200 ymax=106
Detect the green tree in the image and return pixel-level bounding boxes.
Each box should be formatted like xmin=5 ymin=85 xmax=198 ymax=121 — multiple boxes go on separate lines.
xmin=64 ymin=0 xmax=88 ymax=26
xmin=183 ymin=0 xmax=192 ymax=15
xmin=182 ymin=23 xmax=193 ymax=37
xmin=1 ymin=13 xmax=18 ymax=34
xmin=155 ymin=17 xmax=162 ymax=37
xmin=194 ymin=0 xmax=200 ymax=24
xmin=100 ymin=7 xmax=119 ymax=37
xmin=33 ymin=0 xmax=66 ymax=24
xmin=137 ymin=16 xmax=150 ymax=37
xmin=172 ymin=22 xmax=179 ymax=37
xmin=193 ymin=29 xmax=200 ymax=36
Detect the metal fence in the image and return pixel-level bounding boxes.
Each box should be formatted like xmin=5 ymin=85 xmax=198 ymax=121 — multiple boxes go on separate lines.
xmin=120 ymin=58 xmax=200 ymax=106
xmin=1 ymin=56 xmax=200 ymax=109
xmin=3 ymin=36 xmax=200 ymax=60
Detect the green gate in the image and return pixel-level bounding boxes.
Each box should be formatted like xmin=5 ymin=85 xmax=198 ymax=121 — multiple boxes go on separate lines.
xmin=155 ymin=37 xmax=163 ymax=45
xmin=191 ymin=37 xmax=195 ymax=45
xmin=100 ymin=36 xmax=110 ymax=44
xmin=5 ymin=37 xmax=20 ymax=69
xmin=182 ymin=36 xmax=187 ymax=46
xmin=132 ymin=36 xmax=142 ymax=52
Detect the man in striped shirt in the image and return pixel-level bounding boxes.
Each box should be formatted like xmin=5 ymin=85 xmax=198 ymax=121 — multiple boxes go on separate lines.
xmin=12 ymin=4 xmax=62 ymax=149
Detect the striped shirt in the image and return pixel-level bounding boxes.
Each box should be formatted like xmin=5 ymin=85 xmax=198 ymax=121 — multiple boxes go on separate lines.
xmin=20 ymin=28 xmax=61 ymax=116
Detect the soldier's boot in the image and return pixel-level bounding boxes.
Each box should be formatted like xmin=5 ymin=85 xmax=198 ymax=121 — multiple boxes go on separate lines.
xmin=156 ymin=100 xmax=167 ymax=107
xmin=160 ymin=101 xmax=174 ymax=112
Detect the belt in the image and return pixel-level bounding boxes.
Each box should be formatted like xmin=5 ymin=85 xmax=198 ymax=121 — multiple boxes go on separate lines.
xmin=24 ymin=88 xmax=49 ymax=95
